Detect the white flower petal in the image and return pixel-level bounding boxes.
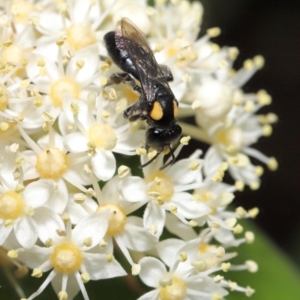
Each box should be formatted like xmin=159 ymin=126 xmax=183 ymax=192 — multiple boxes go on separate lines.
xmin=36 ymin=12 xmax=64 ymax=35
xmin=23 ymin=179 xmax=53 ymax=208
xmin=0 ymin=151 xmax=18 ymax=187
xmin=17 ymin=245 xmax=52 ymax=270
xmin=26 ymin=54 xmax=59 ymax=88
xmin=114 ymin=130 xmax=144 ymax=155
xmin=170 ymin=193 xmax=210 ymax=219
xmin=63 ymin=196 xmax=90 ymax=225
xmin=65 ymin=163 xmax=92 ymax=186
xmin=38 ymin=132 xmax=65 ymax=151
xmin=101 ymin=176 xmax=121 ymax=203
xmin=0 ymin=223 xmax=12 ymax=245
xmin=72 ymin=210 xmax=110 ymax=249
xmin=119 ymin=176 xmax=147 ymax=202
xmin=33 ymin=207 xmax=65 ymax=244
xmin=121 ymin=217 xmax=155 ymax=251
xmin=156 ymin=239 xmax=185 ymax=268
xmin=67 ymin=46 xmax=99 ymax=83
xmin=15 ymin=216 xmax=38 ymax=248
xmin=22 ymin=150 xmax=40 ymax=181
xmin=204 ymin=147 xmax=222 ymax=177
xmin=139 ymin=257 xmax=166 ymax=288
xmin=92 ymin=150 xmax=116 ymax=181
xmin=143 ymin=201 xmax=165 ymax=239
xmin=44 ymin=179 xmax=68 ymax=214
xmin=84 ymin=253 xmax=127 ymax=280
xmin=51 ymin=272 xmax=80 ymax=300
xmin=165 ymin=213 xmax=198 ymax=241
xmin=137 ymin=290 xmax=159 ymax=300
xmin=64 ymin=132 xmax=89 ymax=152
xmin=166 ymin=158 xmax=203 ymax=185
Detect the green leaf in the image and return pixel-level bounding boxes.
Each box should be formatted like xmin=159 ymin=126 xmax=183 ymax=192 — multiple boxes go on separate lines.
xmin=226 ymin=220 xmax=300 ymax=299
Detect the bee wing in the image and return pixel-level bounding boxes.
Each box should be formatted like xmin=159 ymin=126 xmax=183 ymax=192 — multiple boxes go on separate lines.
xmin=119 ymin=18 xmax=174 ymax=102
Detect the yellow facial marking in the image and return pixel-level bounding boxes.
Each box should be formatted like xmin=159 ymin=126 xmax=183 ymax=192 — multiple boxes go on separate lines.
xmin=173 ymin=100 xmax=178 ymax=117
xmin=150 ymin=101 xmax=163 ymax=121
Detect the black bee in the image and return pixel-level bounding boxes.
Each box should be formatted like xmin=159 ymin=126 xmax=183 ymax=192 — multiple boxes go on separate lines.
xmin=103 ymin=18 xmax=182 ymax=168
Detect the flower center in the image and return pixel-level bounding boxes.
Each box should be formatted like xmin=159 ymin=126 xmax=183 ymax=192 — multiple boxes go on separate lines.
xmin=159 ymin=276 xmax=187 ymax=300
xmin=0 ymin=84 xmax=9 ymax=111
xmin=88 ymin=124 xmax=117 ymax=151
xmin=147 ymin=172 xmax=174 ymax=203
xmin=0 ymin=191 xmax=24 ymax=220
xmin=199 ymin=190 xmax=215 ymax=203
xmin=97 ymin=204 xmax=127 ymax=236
xmin=50 ymin=242 xmax=82 ymax=274
xmin=49 ymin=77 xmax=80 ymax=107
xmin=10 ymin=0 xmax=34 ymax=23
xmin=36 ymin=147 xmax=68 ymax=179
xmin=198 ymin=243 xmax=219 ymax=269
xmin=66 ymin=23 xmax=97 ymax=51
xmin=215 ymin=126 xmax=243 ymax=152
xmin=2 ymin=44 xmax=25 ymax=66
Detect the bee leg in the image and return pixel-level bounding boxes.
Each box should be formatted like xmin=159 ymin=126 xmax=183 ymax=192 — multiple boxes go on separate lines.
xmin=106 ymin=72 xmax=142 ymax=93
xmin=124 ymin=95 xmax=148 ymax=121
xmin=124 ymin=105 xmax=147 ymax=121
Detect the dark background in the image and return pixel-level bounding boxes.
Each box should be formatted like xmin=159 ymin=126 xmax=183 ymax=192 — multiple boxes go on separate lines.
xmin=198 ymin=0 xmax=300 ymax=265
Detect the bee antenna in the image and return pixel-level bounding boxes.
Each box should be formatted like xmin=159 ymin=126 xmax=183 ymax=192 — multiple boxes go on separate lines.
xmin=159 ymin=145 xmax=176 ymax=170
xmin=139 ymin=151 xmax=160 ymax=169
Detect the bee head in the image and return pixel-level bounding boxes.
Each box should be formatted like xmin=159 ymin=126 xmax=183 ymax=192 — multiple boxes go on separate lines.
xmin=146 ymin=124 xmax=182 ymax=151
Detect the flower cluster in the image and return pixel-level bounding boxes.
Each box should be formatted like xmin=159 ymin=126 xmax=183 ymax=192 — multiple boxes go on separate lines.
xmin=0 ymin=1 xmax=277 ymax=300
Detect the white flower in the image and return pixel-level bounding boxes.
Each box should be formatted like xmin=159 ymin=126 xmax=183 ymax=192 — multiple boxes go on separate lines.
xmin=153 ymin=235 xmax=255 ymax=298
xmin=64 ymin=174 xmax=156 ymax=268
xmin=33 ymin=0 xmax=149 ymax=60
xmin=201 ymin=102 xmax=277 ymax=187
xmin=63 ymin=94 xmax=144 ymax=181
xmin=18 ymin=125 xmax=92 ymax=213
xmin=16 ymin=209 xmax=126 ymax=300
xmin=0 ymin=147 xmax=53 ymax=248
xmin=34 ymin=0 xmax=103 ymax=60
xmin=25 ymin=45 xmax=100 ymax=123
xmin=120 ymin=149 xmax=210 ymax=239
xmin=137 ymin=251 xmax=228 ymax=300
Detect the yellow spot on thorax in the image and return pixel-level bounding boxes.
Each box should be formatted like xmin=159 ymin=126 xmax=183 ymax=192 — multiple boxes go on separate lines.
xmin=36 ymin=147 xmax=68 ymax=179
xmin=50 ymin=242 xmax=82 ymax=273
xmin=97 ymin=203 xmax=127 ymax=236
xmin=49 ymin=78 xmax=80 ymax=107
xmin=150 ymin=101 xmax=163 ymax=121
